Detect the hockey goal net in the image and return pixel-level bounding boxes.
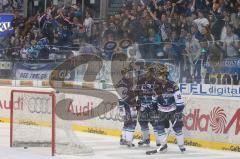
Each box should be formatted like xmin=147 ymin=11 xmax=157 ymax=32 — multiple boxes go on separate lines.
xmin=10 ymin=90 xmax=93 ymax=156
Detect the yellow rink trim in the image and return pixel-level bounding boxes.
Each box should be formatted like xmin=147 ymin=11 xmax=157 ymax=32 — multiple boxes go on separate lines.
xmin=0 ymin=117 xmax=10 ymax=123
xmin=1 ymin=117 xmax=239 ymax=152
xmin=72 ymin=123 xmax=240 ymax=152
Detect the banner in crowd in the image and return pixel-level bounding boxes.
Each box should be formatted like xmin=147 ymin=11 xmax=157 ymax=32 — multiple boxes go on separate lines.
xmin=204 ymin=58 xmax=240 ymax=85
xmin=14 ymin=62 xmax=75 ymax=81
xmin=205 ymin=58 xmax=240 ymax=74
xmin=0 ymin=14 xmax=14 ymax=38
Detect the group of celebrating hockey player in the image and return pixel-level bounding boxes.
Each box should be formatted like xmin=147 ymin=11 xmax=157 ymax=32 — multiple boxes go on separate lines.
xmin=115 ymin=63 xmax=186 ymax=154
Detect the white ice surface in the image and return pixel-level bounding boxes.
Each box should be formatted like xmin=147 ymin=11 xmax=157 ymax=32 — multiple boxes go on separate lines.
xmin=1 ymin=123 xmax=240 ymax=159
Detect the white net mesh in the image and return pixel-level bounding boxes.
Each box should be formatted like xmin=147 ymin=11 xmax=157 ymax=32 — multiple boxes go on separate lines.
xmin=10 ymin=90 xmax=93 ymax=156
xmin=54 ymin=92 xmax=93 ymax=155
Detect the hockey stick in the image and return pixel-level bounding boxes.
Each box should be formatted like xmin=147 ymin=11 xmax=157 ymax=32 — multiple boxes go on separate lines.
xmin=146 ymin=119 xmax=177 ymax=155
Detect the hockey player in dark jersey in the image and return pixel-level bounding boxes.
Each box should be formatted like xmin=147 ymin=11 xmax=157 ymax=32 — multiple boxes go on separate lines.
xmin=155 ymin=64 xmax=186 ymax=152
xmin=135 ymin=65 xmax=162 ymax=146
xmin=116 ymin=68 xmax=137 ymax=147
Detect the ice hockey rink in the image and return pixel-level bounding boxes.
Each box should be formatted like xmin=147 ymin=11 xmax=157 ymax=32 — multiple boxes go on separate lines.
xmin=1 ymin=123 xmax=240 ymax=159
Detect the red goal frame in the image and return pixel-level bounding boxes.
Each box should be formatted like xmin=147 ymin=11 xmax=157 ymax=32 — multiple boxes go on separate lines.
xmin=10 ymin=90 xmax=56 ymax=156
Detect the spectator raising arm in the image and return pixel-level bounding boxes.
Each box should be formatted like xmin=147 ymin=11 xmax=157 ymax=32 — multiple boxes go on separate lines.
xmin=193 ymin=11 xmax=210 ymax=35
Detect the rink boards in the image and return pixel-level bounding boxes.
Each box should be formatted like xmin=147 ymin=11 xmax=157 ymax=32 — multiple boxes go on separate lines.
xmin=0 ymin=84 xmax=239 ymax=153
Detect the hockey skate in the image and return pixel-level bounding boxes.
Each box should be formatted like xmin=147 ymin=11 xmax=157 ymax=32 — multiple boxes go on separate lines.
xmin=159 ymin=144 xmax=168 ymax=152
xmin=138 ymin=139 xmax=150 ymax=146
xmin=126 ymin=141 xmax=135 ymax=148
xmin=179 ymin=145 xmax=186 ymax=153
xmin=156 ymin=142 xmax=161 ymax=147
xmin=146 ymin=144 xmax=168 ymax=155
xmin=156 ymin=143 xmax=161 ymax=146
xmin=120 ymin=136 xmax=127 ymax=145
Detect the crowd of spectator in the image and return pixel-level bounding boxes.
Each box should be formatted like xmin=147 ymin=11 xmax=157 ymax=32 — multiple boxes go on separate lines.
xmin=0 ymin=0 xmax=23 ymax=12
xmin=0 ymin=0 xmax=240 ymax=83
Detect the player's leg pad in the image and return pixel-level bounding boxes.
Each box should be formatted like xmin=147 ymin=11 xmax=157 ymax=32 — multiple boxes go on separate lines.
xmin=172 ymin=120 xmax=184 ymax=131
xmin=138 ymin=122 xmax=150 ymax=146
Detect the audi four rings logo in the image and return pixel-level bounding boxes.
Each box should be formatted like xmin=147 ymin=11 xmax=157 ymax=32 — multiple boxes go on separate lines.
xmin=27 ymin=97 xmax=51 ymax=114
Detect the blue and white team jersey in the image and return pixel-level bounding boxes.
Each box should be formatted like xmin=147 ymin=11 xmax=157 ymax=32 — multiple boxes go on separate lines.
xmin=157 ymin=80 xmax=185 ymax=113
xmin=136 ymin=77 xmax=161 ymax=110
xmin=139 ymin=83 xmax=156 ymax=110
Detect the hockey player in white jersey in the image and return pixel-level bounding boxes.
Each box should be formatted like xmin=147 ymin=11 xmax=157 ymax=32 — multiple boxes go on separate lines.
xmin=116 ymin=68 xmax=137 ymax=147
xmin=155 ymin=64 xmax=186 ymax=153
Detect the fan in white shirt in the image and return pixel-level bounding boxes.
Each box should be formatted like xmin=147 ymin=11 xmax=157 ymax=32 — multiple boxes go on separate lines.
xmin=222 ymin=25 xmax=239 ymax=58
xmin=83 ymin=12 xmax=94 ymax=38
xmin=193 ymin=11 xmax=209 ymax=35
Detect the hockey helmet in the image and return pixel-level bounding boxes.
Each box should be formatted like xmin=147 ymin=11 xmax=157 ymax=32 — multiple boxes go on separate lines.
xmin=121 ymin=67 xmax=129 ymax=75
xmin=156 ymin=64 xmax=168 ymax=76
xmin=145 ymin=63 xmax=156 ymax=73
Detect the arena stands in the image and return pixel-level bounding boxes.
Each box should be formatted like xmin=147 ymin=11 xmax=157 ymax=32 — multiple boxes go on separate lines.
xmin=0 ymin=0 xmax=239 ymax=84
